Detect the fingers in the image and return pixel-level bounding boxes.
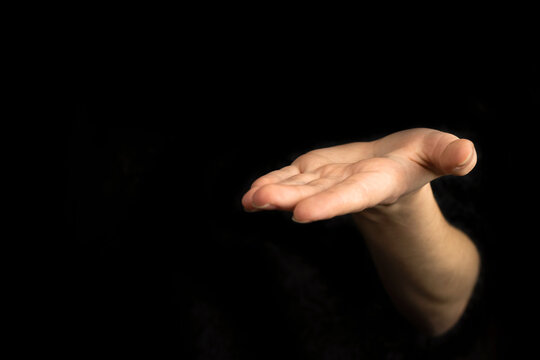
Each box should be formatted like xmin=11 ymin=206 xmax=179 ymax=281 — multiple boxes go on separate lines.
xmin=292 ymin=172 xmax=388 ymax=223
xmin=242 ymin=174 xmax=344 ymax=212
xmin=250 ymin=165 xmax=300 ymax=188
xmin=241 ymin=165 xmax=302 ymax=212
xmin=440 ymin=139 xmax=477 ymax=176
xmin=242 ymin=129 xmax=478 ymax=223
xmin=421 ymin=131 xmax=477 ymax=177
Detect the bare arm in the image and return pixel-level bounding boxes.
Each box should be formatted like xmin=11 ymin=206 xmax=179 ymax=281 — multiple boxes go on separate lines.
xmin=241 ymin=128 xmax=480 ymax=336
xmin=353 ymin=184 xmax=479 ymax=336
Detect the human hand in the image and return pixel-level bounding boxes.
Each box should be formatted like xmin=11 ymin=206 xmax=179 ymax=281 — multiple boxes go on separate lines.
xmin=241 ymin=128 xmax=476 ymax=223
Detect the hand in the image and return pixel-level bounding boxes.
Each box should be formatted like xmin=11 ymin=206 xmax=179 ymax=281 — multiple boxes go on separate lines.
xmin=242 ymin=128 xmax=477 ymax=223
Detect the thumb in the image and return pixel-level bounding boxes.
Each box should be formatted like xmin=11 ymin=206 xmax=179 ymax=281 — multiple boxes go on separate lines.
xmin=439 ymin=138 xmax=477 ymax=176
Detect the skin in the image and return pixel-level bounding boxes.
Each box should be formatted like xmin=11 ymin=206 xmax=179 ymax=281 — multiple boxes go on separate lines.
xmin=241 ymin=128 xmax=480 ymax=336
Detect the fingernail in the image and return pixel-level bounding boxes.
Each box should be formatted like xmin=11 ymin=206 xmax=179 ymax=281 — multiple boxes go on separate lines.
xmin=292 ymin=216 xmax=310 ymax=224
xmin=456 ymin=143 xmax=475 ymax=167
xmin=456 ymin=154 xmax=472 ymax=168
xmin=253 ymin=203 xmax=277 ymax=210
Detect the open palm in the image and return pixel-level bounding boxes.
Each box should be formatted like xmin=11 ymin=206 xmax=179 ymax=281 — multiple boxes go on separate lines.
xmin=242 ymin=128 xmax=477 ymax=223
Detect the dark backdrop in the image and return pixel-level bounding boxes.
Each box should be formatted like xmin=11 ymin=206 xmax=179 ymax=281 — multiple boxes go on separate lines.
xmin=67 ymin=27 xmax=538 ymax=358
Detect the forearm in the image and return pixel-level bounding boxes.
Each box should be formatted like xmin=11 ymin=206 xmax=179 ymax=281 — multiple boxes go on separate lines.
xmin=352 ymin=184 xmax=480 ymax=336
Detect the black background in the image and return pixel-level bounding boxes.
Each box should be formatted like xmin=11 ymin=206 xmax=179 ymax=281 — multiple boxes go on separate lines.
xmin=65 ymin=18 xmax=538 ymax=359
